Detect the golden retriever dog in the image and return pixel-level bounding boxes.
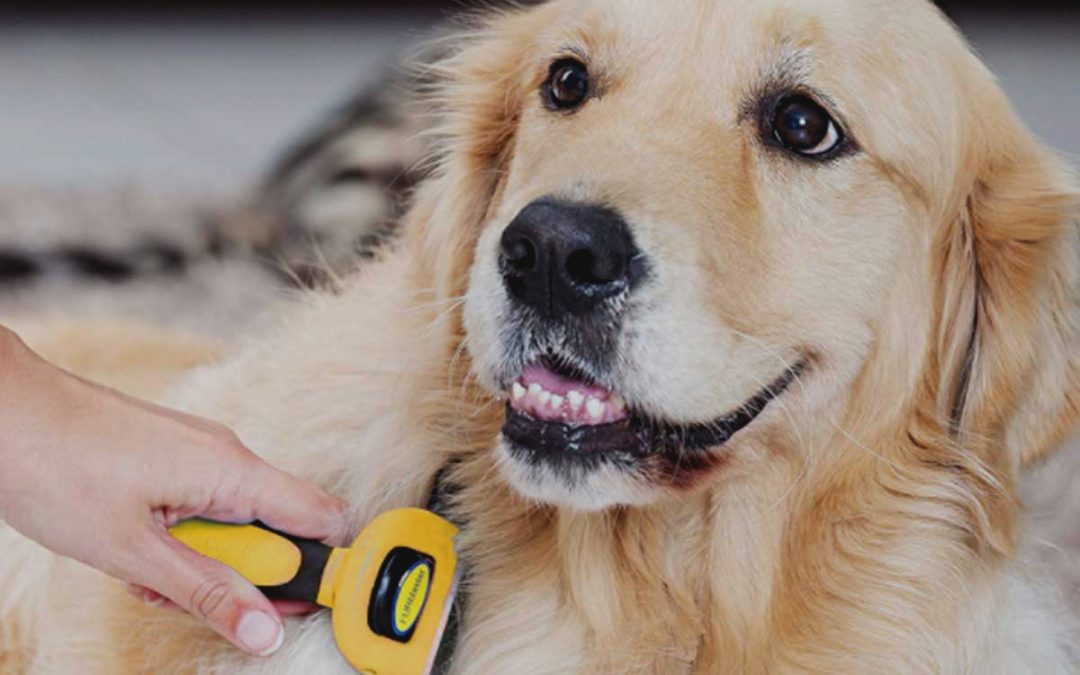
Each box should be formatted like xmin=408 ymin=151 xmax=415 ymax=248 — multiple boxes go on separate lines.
xmin=2 ymin=0 xmax=1079 ymax=672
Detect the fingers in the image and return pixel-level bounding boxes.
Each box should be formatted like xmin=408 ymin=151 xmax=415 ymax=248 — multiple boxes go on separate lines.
xmin=126 ymin=584 xmax=182 ymax=612
xmin=131 ymin=584 xmax=316 ymax=618
xmin=240 ymin=461 xmax=350 ymax=546
xmin=134 ymin=527 xmax=285 ymax=656
xmin=270 ymin=600 xmax=321 ymax=617
xmin=162 ymin=423 xmax=350 ymax=546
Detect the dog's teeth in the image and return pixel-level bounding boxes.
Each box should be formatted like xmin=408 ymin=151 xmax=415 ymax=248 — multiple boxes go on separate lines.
xmin=550 ymin=394 xmax=564 ymax=409
xmin=611 ymin=394 xmax=626 ymax=412
xmin=567 ymin=390 xmax=585 ymax=411
xmin=528 ymin=383 xmax=543 ymax=397
xmin=538 ymin=391 xmax=552 ymax=406
xmin=586 ymin=398 xmax=604 ymax=421
xmin=512 ymin=382 xmax=526 ymax=401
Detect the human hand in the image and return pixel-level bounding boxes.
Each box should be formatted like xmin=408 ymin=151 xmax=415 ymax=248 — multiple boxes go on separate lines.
xmin=0 ymin=328 xmax=349 ymax=656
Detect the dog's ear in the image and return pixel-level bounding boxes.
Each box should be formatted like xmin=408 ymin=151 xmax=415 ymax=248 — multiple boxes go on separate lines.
xmin=402 ymin=5 xmax=555 ymax=302
xmin=932 ymin=80 xmax=1080 ymax=470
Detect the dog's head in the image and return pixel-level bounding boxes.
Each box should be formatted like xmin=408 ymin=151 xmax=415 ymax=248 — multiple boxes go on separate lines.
xmin=410 ymin=0 xmax=1079 ymax=510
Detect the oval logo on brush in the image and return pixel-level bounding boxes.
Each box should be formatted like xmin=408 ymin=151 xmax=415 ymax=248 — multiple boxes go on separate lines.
xmin=393 ymin=561 xmax=432 ymax=636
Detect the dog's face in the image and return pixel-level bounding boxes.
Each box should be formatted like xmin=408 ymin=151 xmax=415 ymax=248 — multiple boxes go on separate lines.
xmin=456 ymin=0 xmax=1073 ymax=509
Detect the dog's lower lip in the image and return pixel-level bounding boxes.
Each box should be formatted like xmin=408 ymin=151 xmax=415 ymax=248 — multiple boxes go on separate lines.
xmin=502 ymin=361 xmax=806 ymax=458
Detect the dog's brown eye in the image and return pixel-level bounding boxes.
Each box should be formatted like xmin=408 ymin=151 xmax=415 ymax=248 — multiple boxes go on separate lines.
xmin=545 ymin=59 xmax=589 ymax=110
xmin=772 ymin=96 xmax=843 ymax=157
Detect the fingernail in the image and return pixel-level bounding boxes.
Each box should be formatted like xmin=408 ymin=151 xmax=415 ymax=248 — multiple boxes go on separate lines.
xmin=236 ymin=611 xmax=284 ymax=656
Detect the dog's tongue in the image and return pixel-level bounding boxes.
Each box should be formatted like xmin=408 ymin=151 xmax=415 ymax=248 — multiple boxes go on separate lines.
xmin=509 ymin=364 xmax=628 ymax=426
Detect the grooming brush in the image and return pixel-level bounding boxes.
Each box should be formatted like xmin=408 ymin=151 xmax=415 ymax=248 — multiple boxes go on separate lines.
xmin=169 ymin=508 xmax=459 ymax=675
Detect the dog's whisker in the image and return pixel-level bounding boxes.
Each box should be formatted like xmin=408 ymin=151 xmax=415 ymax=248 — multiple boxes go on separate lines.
xmin=410 ymin=293 xmax=470 ymax=312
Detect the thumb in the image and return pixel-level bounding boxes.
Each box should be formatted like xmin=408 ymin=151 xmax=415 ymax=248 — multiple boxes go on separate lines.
xmin=136 ymin=527 xmax=286 ymax=656
xmin=239 ymin=461 xmax=350 ymax=546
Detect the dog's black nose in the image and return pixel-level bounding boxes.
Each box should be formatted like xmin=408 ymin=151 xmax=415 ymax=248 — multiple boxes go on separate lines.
xmin=500 ymin=198 xmax=640 ymax=316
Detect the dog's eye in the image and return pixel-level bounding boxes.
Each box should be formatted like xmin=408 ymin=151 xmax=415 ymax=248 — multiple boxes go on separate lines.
xmin=545 ymin=59 xmax=590 ymax=110
xmin=771 ymin=96 xmax=843 ymax=157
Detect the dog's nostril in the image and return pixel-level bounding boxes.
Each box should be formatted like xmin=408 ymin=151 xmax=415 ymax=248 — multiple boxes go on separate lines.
xmin=501 ymin=235 xmax=538 ymax=274
xmin=566 ymin=248 xmax=623 ymax=286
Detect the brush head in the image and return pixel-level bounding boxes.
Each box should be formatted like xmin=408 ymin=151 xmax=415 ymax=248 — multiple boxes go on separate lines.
xmin=324 ymin=509 xmax=460 ymax=675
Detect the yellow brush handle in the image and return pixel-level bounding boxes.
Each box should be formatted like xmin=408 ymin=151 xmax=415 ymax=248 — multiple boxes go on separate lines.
xmin=169 ymin=520 xmax=333 ymax=602
xmin=171 ymin=510 xmax=461 ymax=675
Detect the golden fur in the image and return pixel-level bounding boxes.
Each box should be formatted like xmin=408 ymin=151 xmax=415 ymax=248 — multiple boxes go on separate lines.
xmin=2 ymin=0 xmax=1079 ymax=672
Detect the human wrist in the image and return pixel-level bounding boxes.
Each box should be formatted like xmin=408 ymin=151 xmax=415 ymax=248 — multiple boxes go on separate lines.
xmin=0 ymin=325 xmax=26 ymax=362
xmin=0 ymin=327 xmax=56 ymax=467
xmin=0 ymin=326 xmax=44 ymax=383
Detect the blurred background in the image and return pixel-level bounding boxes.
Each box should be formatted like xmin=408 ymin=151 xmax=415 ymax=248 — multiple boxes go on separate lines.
xmin=2 ymin=1 xmax=1077 ymax=191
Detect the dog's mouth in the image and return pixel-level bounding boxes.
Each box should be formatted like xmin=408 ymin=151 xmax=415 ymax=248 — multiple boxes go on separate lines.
xmin=509 ymin=360 xmax=629 ymax=426
xmin=502 ymin=355 xmax=806 ymax=463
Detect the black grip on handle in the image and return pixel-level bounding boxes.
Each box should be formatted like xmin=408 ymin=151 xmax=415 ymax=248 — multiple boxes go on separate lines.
xmin=249 ymin=522 xmax=333 ymax=604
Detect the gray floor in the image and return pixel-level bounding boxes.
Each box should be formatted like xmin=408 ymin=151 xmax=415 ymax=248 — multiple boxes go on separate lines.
xmin=0 ymin=9 xmax=1076 ymax=192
